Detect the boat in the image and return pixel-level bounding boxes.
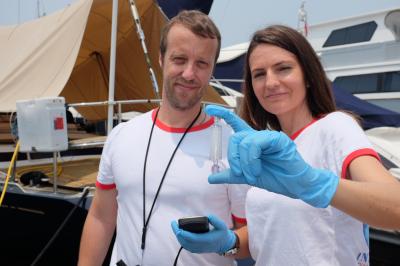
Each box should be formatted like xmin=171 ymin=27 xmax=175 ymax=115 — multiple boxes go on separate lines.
xmin=212 ymin=7 xmax=400 ymax=265
xmin=307 ymin=8 xmax=400 ymax=114
xmin=213 ymin=8 xmax=400 ymax=129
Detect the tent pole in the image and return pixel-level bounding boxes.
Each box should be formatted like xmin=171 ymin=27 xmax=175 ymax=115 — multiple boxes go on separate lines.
xmin=107 ymin=0 xmax=119 ymax=135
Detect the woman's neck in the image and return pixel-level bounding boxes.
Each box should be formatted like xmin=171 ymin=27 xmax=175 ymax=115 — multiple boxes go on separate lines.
xmin=278 ymin=107 xmax=313 ymax=136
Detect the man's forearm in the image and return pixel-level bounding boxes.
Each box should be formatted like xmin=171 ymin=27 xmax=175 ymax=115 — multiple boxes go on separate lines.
xmin=78 ymin=215 xmax=115 ymax=265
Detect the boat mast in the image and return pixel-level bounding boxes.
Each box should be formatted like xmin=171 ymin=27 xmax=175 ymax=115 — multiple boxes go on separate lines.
xmin=297 ymin=1 xmax=308 ymax=37
xmin=107 ymin=0 xmax=161 ymax=134
xmin=107 ymin=0 xmax=119 ymax=135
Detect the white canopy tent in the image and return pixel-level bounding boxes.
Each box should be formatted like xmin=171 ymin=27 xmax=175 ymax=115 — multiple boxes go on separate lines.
xmin=0 ymin=0 xmax=93 ymax=113
xmin=0 ymin=0 xmax=225 ymax=121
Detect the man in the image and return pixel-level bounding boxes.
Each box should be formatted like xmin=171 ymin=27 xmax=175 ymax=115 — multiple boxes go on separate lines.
xmin=78 ymin=10 xmax=248 ymax=266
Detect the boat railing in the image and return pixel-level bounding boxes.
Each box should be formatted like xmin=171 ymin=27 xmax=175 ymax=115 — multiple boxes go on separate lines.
xmin=67 ymin=98 xmax=236 ymax=150
xmin=68 ymin=98 xmax=235 ymax=125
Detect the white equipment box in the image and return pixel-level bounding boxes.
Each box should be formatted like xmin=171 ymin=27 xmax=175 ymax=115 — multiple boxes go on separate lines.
xmin=16 ymin=97 xmax=68 ymax=152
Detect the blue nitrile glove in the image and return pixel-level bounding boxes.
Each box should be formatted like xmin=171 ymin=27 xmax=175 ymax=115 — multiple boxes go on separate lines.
xmin=205 ymin=105 xmax=339 ymax=208
xmin=171 ymin=215 xmax=236 ymax=254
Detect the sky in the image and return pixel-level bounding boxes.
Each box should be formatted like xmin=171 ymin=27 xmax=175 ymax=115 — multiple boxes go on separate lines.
xmin=0 ymin=0 xmax=399 ymax=47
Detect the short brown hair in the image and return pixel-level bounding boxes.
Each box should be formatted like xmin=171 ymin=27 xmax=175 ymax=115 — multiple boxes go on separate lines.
xmin=160 ymin=10 xmax=221 ymax=63
xmin=240 ymin=25 xmax=336 ymax=130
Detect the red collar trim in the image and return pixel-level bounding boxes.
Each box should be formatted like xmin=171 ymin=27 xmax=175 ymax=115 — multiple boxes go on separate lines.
xmin=151 ymin=108 xmax=214 ymax=133
xmin=290 ymin=117 xmax=320 ymax=140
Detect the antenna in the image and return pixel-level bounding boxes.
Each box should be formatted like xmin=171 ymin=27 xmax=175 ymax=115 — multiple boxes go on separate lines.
xmin=18 ymin=0 xmax=21 ymax=24
xmin=37 ymin=0 xmax=40 ymax=18
xmin=37 ymin=0 xmax=47 ymax=18
xmin=297 ymin=0 xmax=308 ymax=37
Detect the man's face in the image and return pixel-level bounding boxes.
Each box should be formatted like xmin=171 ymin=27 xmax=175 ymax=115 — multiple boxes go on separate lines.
xmin=159 ymin=24 xmax=218 ymax=111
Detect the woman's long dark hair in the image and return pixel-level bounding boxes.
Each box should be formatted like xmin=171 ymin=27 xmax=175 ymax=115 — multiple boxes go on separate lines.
xmin=240 ymin=25 xmax=336 ymax=130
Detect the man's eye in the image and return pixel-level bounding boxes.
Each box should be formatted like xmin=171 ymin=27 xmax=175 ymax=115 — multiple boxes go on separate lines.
xmin=197 ymin=61 xmax=208 ymax=68
xmin=173 ymin=57 xmax=186 ymax=64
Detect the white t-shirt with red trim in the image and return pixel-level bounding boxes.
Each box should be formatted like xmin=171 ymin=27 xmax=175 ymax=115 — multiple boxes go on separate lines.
xmin=97 ymin=109 xmax=249 ymax=266
xmin=246 ymin=112 xmax=378 ymax=266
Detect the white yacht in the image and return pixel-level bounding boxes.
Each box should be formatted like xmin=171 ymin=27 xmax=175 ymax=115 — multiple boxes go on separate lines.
xmin=216 ymin=8 xmax=400 ymax=114
xmin=307 ymin=8 xmax=400 ymax=113
xmin=214 ymin=8 xmax=400 ymax=265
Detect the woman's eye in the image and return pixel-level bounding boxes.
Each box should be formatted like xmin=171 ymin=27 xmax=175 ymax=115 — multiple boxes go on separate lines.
xmin=252 ymin=72 xmax=265 ymax=79
xmin=278 ymin=66 xmax=291 ymax=72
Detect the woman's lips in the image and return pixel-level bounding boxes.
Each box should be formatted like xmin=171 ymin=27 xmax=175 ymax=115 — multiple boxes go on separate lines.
xmin=266 ymin=92 xmax=288 ymax=99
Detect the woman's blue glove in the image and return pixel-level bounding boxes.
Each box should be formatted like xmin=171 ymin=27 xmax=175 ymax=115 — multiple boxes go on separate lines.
xmin=171 ymin=215 xmax=236 ymax=254
xmin=205 ymin=105 xmax=339 ymax=208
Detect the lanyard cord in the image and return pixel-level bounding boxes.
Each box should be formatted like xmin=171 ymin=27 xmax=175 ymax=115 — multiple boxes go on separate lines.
xmin=141 ymin=107 xmax=202 ymax=250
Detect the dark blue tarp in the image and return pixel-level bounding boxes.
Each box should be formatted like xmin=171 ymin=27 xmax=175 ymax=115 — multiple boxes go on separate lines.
xmin=157 ymin=0 xmax=213 ymax=19
xmin=213 ymin=55 xmax=400 ymax=129
xmin=333 ymin=85 xmax=400 ymax=129
xmin=214 ymin=54 xmax=246 ymax=91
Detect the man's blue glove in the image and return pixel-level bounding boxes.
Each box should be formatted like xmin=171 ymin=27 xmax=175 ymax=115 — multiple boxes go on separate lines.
xmin=171 ymin=215 xmax=236 ymax=254
xmin=205 ymin=105 xmax=339 ymax=208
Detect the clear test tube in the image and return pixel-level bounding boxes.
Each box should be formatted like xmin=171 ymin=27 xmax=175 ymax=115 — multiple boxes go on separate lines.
xmin=210 ymin=117 xmax=222 ymax=174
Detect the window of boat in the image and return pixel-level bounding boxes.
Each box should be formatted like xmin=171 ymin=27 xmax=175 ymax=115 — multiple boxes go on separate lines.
xmin=333 ymin=71 xmax=400 ymax=94
xmin=383 ymin=71 xmax=400 ymax=92
xmin=323 ymin=21 xmax=377 ymax=47
xmin=334 ymin=73 xmax=378 ymax=93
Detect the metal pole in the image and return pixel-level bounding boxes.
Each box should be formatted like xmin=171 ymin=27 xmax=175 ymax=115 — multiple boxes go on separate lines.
xmin=128 ymin=0 xmax=160 ymax=99
xmin=118 ymin=102 xmax=122 ymax=124
xmin=107 ymin=0 xmax=119 ymax=135
xmin=53 ymin=152 xmax=57 ymax=193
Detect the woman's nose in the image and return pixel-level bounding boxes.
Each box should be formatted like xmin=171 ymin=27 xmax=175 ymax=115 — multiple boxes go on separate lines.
xmin=265 ymin=72 xmax=279 ymax=89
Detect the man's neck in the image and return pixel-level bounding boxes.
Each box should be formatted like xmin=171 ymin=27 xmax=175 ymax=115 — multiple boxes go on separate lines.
xmin=157 ymin=103 xmax=204 ymax=128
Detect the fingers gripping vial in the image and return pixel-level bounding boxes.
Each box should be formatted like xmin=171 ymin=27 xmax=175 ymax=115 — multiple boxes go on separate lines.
xmin=210 ymin=117 xmax=222 ymax=174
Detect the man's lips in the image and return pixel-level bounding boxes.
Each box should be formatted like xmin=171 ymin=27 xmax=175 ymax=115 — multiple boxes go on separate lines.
xmin=175 ymin=82 xmax=198 ymax=90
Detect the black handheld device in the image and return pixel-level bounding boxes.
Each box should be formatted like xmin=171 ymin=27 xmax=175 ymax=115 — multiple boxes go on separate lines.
xmin=178 ymin=216 xmax=209 ymax=233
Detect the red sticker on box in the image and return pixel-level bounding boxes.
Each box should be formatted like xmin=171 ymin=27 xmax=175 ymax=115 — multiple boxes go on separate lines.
xmin=54 ymin=117 xmax=64 ymax=130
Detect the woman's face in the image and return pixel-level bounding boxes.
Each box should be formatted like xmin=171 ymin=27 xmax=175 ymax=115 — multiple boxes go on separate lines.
xmin=249 ymin=44 xmax=309 ymax=117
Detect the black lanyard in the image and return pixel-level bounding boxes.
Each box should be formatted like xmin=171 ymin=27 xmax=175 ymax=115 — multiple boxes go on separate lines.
xmin=141 ymin=107 xmax=202 ymax=250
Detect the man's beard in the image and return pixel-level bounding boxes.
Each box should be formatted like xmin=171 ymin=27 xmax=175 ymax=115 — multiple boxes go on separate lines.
xmin=165 ymin=81 xmax=206 ymax=111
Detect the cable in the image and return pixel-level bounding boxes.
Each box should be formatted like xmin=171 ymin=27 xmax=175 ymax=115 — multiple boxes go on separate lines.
xmin=141 ymin=107 xmax=202 ymax=250
xmin=173 ymin=246 xmax=184 ymax=266
xmin=30 ymin=187 xmax=90 ymax=266
xmin=16 ymin=163 xmax=63 ymax=180
xmin=0 ymin=141 xmax=20 ymax=206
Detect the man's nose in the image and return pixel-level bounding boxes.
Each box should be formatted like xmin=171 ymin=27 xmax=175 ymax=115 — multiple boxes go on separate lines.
xmin=182 ymin=63 xmax=195 ymax=80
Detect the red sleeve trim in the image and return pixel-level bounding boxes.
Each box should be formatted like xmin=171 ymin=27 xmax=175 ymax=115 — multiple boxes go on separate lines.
xmin=232 ymin=214 xmax=247 ymax=225
xmin=96 ymin=180 xmax=116 ymax=190
xmin=341 ymin=148 xmax=380 ymax=179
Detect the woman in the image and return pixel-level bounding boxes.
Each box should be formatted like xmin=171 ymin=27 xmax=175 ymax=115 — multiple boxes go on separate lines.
xmin=171 ymin=25 xmax=400 ymax=265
